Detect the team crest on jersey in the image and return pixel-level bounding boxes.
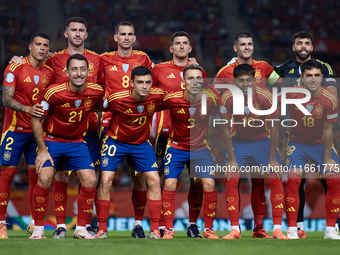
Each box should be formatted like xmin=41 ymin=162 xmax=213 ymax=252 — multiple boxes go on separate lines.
xmin=306 ymin=105 xmax=313 ymax=113
xmin=42 ymin=74 xmax=49 ymax=90
xmin=244 ymin=106 xmax=250 ymax=115
xmin=75 ymin=99 xmax=82 ymax=108
xmin=148 ymin=102 xmax=155 ymax=113
xmin=88 ymin=62 xmax=94 ymax=76
xmin=220 ymin=105 xmax=227 ymax=114
xmin=133 ymin=62 xmax=140 ymax=69
xmin=315 ymin=104 xmax=323 ymax=118
xmin=3 ymin=151 xmax=11 ymax=161
xmin=255 ymin=69 xmax=261 ymax=82
xmin=102 ymin=157 xmax=108 ymax=167
xmin=34 ymin=75 xmax=39 ymax=85
xmin=137 ymin=105 xmax=144 ymax=114
xmin=84 ymin=98 xmax=92 ymax=110
xmin=122 ymin=64 xmax=129 ymax=73
xmin=5 ymin=72 xmax=14 ymax=83
xmin=189 ymin=107 xmax=196 ymax=116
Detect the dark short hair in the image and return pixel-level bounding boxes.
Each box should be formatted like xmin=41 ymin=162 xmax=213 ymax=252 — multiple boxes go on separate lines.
xmin=115 ymin=21 xmax=134 ymax=35
xmin=233 ymin=64 xmax=255 ymax=78
xmin=66 ymin=54 xmax=89 ymax=70
xmin=293 ymin=31 xmax=313 ymax=44
xmin=183 ymin=64 xmax=202 ymax=79
xmin=170 ymin=31 xmax=191 ymax=46
xmin=300 ymin=59 xmax=322 ymax=74
xmin=234 ymin=32 xmax=252 ymax=45
xmin=66 ymin=17 xmax=87 ymax=30
xmin=30 ymin=32 xmax=50 ymax=44
xmin=131 ymin=66 xmax=152 ymax=81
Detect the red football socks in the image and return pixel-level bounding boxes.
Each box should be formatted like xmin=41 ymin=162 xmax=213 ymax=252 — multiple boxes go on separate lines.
xmin=0 ymin=167 xmax=17 ymax=221
xmin=33 ymin=184 xmax=50 ymax=226
xmin=251 ymin=178 xmax=265 ymax=230
xmin=325 ymin=174 xmax=340 ymax=227
xmin=53 ymin=179 xmax=68 ymax=224
xmin=131 ymin=189 xmax=147 ymax=221
xmin=162 ymin=190 xmax=175 ymax=228
xmin=96 ymin=199 xmax=110 ymax=231
xmin=28 ymin=168 xmax=38 ymax=220
xmin=148 ymin=199 xmax=162 ymax=231
xmin=225 ymin=172 xmax=240 ymax=226
xmin=269 ymin=174 xmax=284 ymax=225
xmin=285 ymin=173 xmax=301 ymax=227
xmin=77 ymin=186 xmax=96 ymax=227
xmin=188 ymin=183 xmax=203 ymax=223
xmin=203 ymin=190 xmax=217 ymax=229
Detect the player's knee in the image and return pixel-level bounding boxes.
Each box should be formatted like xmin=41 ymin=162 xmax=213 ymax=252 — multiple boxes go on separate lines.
xmin=39 ymin=174 xmax=53 ymax=188
xmin=146 ymin=174 xmax=160 ymax=188
xmin=202 ymin=179 xmax=215 ymax=192
xmin=164 ymin=179 xmax=176 ymax=191
xmin=55 ymin=170 xmax=69 ymax=182
xmin=99 ymin=176 xmax=112 ymax=192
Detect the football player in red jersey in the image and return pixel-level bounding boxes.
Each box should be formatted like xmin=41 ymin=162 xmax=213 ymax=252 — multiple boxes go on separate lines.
xmin=152 ymin=31 xmax=207 ymax=237
xmin=160 ymin=65 xmax=219 ymax=239
xmin=96 ymin=66 xmax=163 ymax=239
xmin=30 ymin=54 xmax=104 ymax=239
xmin=214 ymin=32 xmax=279 ymax=238
xmin=10 ymin=17 xmax=103 ymax=238
xmin=0 ymin=33 xmax=54 ymax=238
xmin=220 ymin=64 xmax=288 ymax=240
xmin=284 ymin=60 xmax=340 ymax=240
xmin=99 ymin=21 xmax=154 ymax=238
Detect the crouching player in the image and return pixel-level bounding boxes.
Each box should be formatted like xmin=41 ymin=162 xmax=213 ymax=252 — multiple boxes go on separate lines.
xmin=96 ymin=66 xmax=163 ymax=239
xmin=285 ymin=59 xmax=340 ymax=239
xmin=160 ymin=65 xmax=219 ymax=239
xmin=30 ymin=54 xmax=104 ymax=239
xmin=220 ymin=64 xmax=288 ymax=239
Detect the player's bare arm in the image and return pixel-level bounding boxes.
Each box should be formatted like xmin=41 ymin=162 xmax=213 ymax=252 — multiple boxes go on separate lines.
xmin=31 ymin=115 xmax=54 ymax=173
xmin=268 ymin=117 xmax=281 ymax=179
xmin=327 ymin=85 xmax=338 ymax=96
xmin=323 ymin=122 xmax=338 ymax=175
xmin=220 ymin=118 xmax=239 ymax=181
xmin=2 ymin=86 xmax=38 ymax=116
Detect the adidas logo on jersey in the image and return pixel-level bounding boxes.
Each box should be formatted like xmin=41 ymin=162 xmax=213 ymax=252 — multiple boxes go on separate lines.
xmin=289 ymin=68 xmax=294 ymax=74
xmin=61 ymin=102 xmax=70 ymax=107
xmin=331 ymin=208 xmax=339 ymax=213
xmin=227 ymin=206 xmax=236 ymax=211
xmin=35 ymin=207 xmax=45 ymax=212
xmin=275 ymin=203 xmax=283 ymax=209
xmin=124 ymin=108 xmax=133 ymax=114
xmin=24 ymin=77 xmax=32 ymax=82
xmin=167 ymin=73 xmax=175 ymax=78
xmin=110 ymin=65 xmax=118 ymax=71
xmin=286 ymin=206 xmax=295 ymax=212
xmin=55 ymin=206 xmax=65 ymax=211
xmin=151 ymin=162 xmax=158 ymax=168
xmin=177 ymin=109 xmax=185 ymax=114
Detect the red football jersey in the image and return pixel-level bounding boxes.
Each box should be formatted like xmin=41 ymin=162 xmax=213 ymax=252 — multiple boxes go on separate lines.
xmin=214 ymin=59 xmax=273 ymax=89
xmin=162 ymin=90 xmax=217 ymax=151
xmin=105 ymin=88 xmax=164 ymax=144
xmin=287 ymin=87 xmax=338 ymax=144
xmin=2 ymin=57 xmax=54 ymax=133
xmin=45 ymin=48 xmax=103 ymax=132
xmin=221 ymin=86 xmax=278 ymax=141
xmin=100 ymin=50 xmax=153 ymax=128
xmin=41 ymin=82 xmax=104 ymax=143
xmin=152 ymin=60 xmax=208 ymax=136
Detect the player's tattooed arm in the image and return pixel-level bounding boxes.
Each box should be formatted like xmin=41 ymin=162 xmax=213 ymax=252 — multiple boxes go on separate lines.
xmin=3 ymin=86 xmax=29 ymax=113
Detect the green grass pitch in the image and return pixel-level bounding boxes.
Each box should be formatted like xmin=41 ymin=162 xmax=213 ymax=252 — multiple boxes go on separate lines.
xmin=0 ymin=231 xmax=339 ymax=255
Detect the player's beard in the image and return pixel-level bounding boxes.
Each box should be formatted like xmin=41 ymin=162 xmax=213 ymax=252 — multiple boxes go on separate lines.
xmin=295 ymin=50 xmax=312 ymax=61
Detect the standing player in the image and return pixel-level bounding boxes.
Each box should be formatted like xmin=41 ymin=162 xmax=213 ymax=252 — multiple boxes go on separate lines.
xmin=214 ymin=32 xmax=278 ymax=237
xmin=0 ymin=33 xmax=54 ymax=238
xmin=99 ymin=21 xmax=153 ymax=238
xmin=10 ymin=17 xmax=103 ymax=238
xmin=220 ymin=64 xmax=288 ymax=239
xmin=284 ymin=60 xmax=340 ymax=239
xmin=96 ymin=66 xmax=163 ymax=239
xmin=152 ymin=31 xmax=207 ymax=237
xmin=29 ymin=54 xmax=104 ymax=239
xmin=271 ymin=31 xmax=338 ymax=238
xmin=160 ymin=65 xmax=219 ymax=239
